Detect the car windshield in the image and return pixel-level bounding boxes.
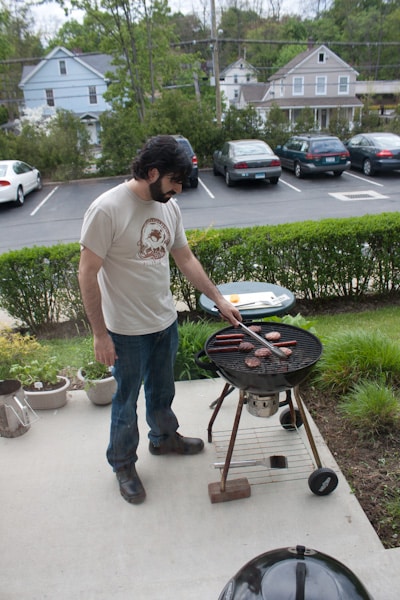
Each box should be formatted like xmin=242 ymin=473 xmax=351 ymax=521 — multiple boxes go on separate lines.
xmin=310 ymin=139 xmax=345 ymax=154
xmin=372 ymin=135 xmax=400 ymax=149
xmin=235 ymin=143 xmax=271 ymax=156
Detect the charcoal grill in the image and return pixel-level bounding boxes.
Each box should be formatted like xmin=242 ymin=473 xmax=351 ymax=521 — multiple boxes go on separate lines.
xmin=195 ymin=322 xmax=339 ymax=503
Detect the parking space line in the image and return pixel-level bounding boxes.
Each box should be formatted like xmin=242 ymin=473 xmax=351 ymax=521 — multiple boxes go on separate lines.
xmin=278 ymin=178 xmax=302 ymax=192
xmin=344 ymin=172 xmax=384 ymax=187
xmin=30 ymin=186 xmax=59 ymax=216
xmin=199 ymin=177 xmax=215 ymax=199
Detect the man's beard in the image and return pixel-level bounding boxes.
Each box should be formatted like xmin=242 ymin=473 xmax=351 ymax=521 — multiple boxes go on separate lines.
xmin=149 ymin=178 xmax=174 ymax=203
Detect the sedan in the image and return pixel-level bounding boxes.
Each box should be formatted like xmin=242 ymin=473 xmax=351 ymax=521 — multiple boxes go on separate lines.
xmin=345 ymin=132 xmax=400 ymax=176
xmin=213 ymin=139 xmax=281 ymax=187
xmin=0 ymin=160 xmax=42 ymax=207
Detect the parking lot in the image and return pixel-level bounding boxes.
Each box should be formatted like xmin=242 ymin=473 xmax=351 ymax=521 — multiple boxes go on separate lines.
xmin=0 ymin=168 xmax=399 ymax=253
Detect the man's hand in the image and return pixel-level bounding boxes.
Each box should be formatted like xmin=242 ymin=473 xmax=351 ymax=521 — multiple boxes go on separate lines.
xmin=214 ymin=298 xmax=242 ymax=326
xmin=93 ymin=333 xmax=117 ymax=367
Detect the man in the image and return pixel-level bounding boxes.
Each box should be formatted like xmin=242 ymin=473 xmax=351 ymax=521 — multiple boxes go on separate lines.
xmin=78 ymin=135 xmax=241 ymax=505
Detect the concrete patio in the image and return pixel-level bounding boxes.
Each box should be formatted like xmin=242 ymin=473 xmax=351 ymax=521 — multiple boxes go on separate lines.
xmin=1 ymin=377 xmax=400 ymax=599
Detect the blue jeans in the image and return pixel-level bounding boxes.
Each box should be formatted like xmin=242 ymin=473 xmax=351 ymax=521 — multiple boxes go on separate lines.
xmin=106 ymin=320 xmax=179 ymax=471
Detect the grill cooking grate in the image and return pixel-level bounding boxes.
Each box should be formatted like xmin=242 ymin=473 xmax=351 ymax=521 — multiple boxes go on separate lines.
xmin=206 ymin=322 xmax=322 ymax=375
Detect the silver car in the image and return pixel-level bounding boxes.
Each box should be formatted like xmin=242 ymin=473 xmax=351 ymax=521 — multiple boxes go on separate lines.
xmin=0 ymin=160 xmax=42 ymax=207
xmin=213 ymin=139 xmax=282 ymax=187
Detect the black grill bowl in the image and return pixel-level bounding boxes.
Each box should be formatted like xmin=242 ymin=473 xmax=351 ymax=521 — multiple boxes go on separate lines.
xmin=200 ymin=322 xmax=322 ymax=394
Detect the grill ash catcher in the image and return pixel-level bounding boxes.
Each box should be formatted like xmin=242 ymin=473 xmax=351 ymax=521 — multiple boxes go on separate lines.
xmin=195 ymin=322 xmax=339 ymax=503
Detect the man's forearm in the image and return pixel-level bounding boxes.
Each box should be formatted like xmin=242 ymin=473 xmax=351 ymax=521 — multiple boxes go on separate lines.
xmin=78 ymin=274 xmax=108 ymax=337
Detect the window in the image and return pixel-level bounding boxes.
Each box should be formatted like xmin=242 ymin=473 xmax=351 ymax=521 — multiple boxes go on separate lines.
xmin=234 ymin=74 xmax=238 ymax=84
xmin=338 ymin=76 xmax=349 ymax=94
xmin=246 ymin=74 xmax=251 ymax=82
xmin=59 ymin=60 xmax=67 ymax=75
xmin=234 ymin=89 xmax=239 ymax=99
xmin=315 ymin=76 xmax=327 ymax=95
xmin=45 ymin=89 xmax=54 ymax=107
xmin=293 ymin=77 xmax=304 ymax=95
xmin=89 ymin=86 xmax=97 ymax=104
xmin=280 ymin=79 xmax=284 ymax=97
xmin=318 ymin=52 xmax=325 ymax=63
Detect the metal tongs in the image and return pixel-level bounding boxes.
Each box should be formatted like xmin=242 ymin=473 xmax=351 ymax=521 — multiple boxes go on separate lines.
xmin=237 ymin=321 xmax=287 ymax=359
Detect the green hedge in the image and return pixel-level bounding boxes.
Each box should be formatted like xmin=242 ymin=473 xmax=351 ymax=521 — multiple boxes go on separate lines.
xmin=1 ymin=213 xmax=400 ymax=331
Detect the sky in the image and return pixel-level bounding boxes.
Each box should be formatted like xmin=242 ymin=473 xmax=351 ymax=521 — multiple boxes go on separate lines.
xmin=30 ymin=0 xmax=302 ymax=40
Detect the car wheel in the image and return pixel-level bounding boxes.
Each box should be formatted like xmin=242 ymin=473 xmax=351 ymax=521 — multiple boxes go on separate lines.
xmin=294 ymin=162 xmax=303 ymax=178
xmin=15 ymin=186 xmax=25 ymax=207
xmin=269 ymin=177 xmax=279 ymax=184
xmin=225 ymin=170 xmax=234 ymax=187
xmin=36 ymin=174 xmax=42 ymax=190
xmin=333 ymin=171 xmax=343 ymax=177
xmin=363 ymin=158 xmax=374 ymax=176
xmin=190 ymin=177 xmax=198 ymax=189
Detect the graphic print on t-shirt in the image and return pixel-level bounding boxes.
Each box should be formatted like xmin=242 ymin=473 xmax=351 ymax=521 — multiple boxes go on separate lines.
xmin=137 ymin=218 xmax=171 ymax=260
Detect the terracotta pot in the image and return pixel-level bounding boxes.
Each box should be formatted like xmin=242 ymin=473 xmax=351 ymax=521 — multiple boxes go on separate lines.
xmin=25 ymin=376 xmax=70 ymax=410
xmin=77 ymin=369 xmax=116 ymax=406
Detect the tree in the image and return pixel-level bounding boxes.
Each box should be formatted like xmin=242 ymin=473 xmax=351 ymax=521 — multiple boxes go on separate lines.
xmin=45 ymin=15 xmax=106 ymax=53
xmin=49 ymin=0 xmax=200 ymax=123
xmin=0 ymin=3 xmax=44 ymax=121
xmin=15 ymin=109 xmax=91 ymax=179
xmin=293 ymin=106 xmax=316 ymax=132
xmin=263 ymin=102 xmax=289 ymax=147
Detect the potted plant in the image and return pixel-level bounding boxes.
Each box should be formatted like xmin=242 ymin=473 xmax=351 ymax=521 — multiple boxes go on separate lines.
xmin=77 ymin=338 xmax=116 ymax=406
xmin=10 ymin=356 xmax=70 ymax=410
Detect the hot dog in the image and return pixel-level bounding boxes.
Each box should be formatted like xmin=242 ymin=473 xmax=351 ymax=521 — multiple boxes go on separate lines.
xmin=208 ymin=346 xmax=240 ymax=353
xmin=216 ymin=333 xmax=244 ymax=340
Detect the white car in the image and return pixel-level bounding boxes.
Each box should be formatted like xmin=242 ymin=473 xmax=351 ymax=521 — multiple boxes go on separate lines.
xmin=0 ymin=160 xmax=42 ymax=207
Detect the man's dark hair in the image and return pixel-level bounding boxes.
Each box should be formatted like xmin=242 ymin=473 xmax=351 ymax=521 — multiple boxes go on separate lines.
xmin=132 ymin=135 xmax=192 ymax=182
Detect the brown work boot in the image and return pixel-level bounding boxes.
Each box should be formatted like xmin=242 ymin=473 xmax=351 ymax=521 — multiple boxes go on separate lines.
xmin=149 ymin=432 xmax=204 ymax=456
xmin=116 ymin=464 xmax=146 ymax=504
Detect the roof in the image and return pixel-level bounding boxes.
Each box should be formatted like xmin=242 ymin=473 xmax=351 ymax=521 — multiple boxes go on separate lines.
xmin=19 ymin=46 xmax=116 ymax=87
xmin=220 ymin=57 xmax=258 ymax=77
xmin=269 ymin=44 xmax=359 ymax=82
xmin=239 ymin=83 xmax=269 ymax=103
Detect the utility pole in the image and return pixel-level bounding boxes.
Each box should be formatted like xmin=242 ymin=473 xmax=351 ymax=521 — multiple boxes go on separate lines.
xmin=210 ymin=0 xmax=222 ymax=126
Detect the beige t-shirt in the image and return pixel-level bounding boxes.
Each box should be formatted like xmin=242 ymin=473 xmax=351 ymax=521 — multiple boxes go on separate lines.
xmin=80 ymin=182 xmax=188 ymax=335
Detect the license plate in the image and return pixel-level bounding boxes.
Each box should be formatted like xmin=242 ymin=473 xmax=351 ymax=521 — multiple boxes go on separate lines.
xmin=255 ymin=173 xmax=266 ymax=179
xmin=325 ymin=156 xmax=336 ymax=163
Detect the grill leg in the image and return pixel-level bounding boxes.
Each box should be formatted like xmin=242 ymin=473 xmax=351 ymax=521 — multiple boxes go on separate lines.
xmin=294 ymin=385 xmax=323 ymax=469
xmin=207 ymin=383 xmax=235 ymax=443
xmin=219 ymin=389 xmax=246 ymax=492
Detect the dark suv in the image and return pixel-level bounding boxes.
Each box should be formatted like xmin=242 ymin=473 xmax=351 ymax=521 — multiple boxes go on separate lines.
xmin=172 ymin=134 xmax=199 ymax=188
xmin=275 ymin=134 xmax=350 ymax=178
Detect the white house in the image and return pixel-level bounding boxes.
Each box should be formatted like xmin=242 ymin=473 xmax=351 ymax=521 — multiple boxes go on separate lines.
xmin=219 ymin=58 xmax=258 ymax=107
xmin=19 ymin=47 xmax=116 ymax=145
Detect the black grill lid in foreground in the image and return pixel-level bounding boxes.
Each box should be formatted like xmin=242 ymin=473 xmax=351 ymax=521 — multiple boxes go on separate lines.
xmin=218 ymin=544 xmax=374 ymax=600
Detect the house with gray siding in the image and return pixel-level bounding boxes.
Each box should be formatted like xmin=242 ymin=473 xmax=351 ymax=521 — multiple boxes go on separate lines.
xmin=238 ymin=44 xmax=363 ymax=129
xmin=19 ymin=47 xmax=116 ymax=145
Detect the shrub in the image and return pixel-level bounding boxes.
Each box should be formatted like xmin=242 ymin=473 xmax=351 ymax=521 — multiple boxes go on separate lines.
xmin=0 ymin=243 xmax=84 ymax=333
xmin=0 ymin=331 xmax=47 ymax=380
xmin=314 ymin=330 xmax=400 ymax=394
xmin=339 ymin=380 xmax=400 ymax=436
xmin=174 ymin=318 xmax=222 ymax=381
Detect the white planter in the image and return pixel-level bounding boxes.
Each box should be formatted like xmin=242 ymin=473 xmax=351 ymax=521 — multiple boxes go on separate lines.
xmin=77 ymin=369 xmax=116 ymax=406
xmin=25 ymin=376 xmax=70 ymax=411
